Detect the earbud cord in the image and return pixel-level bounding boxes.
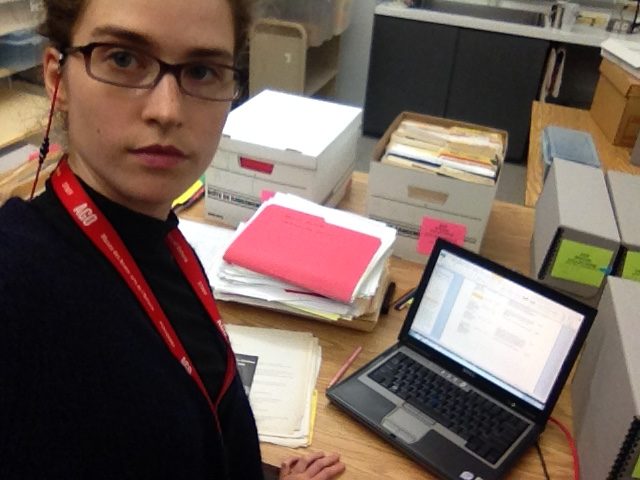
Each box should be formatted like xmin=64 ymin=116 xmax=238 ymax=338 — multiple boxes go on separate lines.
xmin=29 ymin=64 xmax=62 ymax=200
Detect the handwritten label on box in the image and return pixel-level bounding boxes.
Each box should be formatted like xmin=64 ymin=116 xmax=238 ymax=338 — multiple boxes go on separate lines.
xmin=417 ymin=216 xmax=466 ymax=255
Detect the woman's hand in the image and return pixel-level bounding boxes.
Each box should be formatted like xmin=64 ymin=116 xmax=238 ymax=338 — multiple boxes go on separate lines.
xmin=279 ymin=451 xmax=345 ymax=480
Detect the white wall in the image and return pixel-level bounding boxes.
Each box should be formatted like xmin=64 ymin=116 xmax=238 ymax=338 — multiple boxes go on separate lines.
xmin=334 ymin=0 xmax=377 ymax=107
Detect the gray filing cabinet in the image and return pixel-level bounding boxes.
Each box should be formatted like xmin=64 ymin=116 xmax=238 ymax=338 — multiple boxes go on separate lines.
xmin=363 ymin=14 xmax=549 ymax=163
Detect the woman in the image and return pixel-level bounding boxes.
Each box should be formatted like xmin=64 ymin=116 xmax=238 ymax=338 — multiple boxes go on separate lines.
xmin=0 ymin=0 xmax=345 ymax=479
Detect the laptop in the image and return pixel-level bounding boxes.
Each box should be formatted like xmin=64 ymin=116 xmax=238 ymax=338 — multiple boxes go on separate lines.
xmin=327 ymin=239 xmax=596 ymax=480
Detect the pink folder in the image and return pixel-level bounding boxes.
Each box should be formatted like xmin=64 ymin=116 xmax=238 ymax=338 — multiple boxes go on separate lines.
xmin=223 ymin=204 xmax=382 ymax=303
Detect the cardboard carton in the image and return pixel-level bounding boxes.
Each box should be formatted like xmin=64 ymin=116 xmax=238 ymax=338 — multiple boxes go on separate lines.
xmin=590 ymin=57 xmax=640 ymax=147
xmin=367 ymin=111 xmax=507 ymax=263
xmin=531 ymin=159 xmax=620 ymax=307
xmin=571 ymin=277 xmax=640 ymax=479
xmin=606 ymin=170 xmax=640 ymax=282
xmin=205 ymin=90 xmax=361 ymax=226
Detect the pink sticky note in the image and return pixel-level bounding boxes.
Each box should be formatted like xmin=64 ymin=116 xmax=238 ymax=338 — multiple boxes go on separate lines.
xmin=260 ymin=189 xmax=276 ymax=202
xmin=417 ymin=216 xmax=466 ymax=255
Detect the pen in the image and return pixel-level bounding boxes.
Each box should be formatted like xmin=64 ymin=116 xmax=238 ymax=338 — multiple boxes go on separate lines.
xmin=393 ymin=287 xmax=416 ymax=311
xmin=327 ymin=346 xmax=363 ymax=389
xmin=397 ymin=297 xmax=414 ymax=311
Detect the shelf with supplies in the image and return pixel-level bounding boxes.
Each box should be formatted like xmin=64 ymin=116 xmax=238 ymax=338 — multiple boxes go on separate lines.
xmin=0 ymin=27 xmax=45 ymax=80
xmin=0 ymin=0 xmax=46 ymax=152
xmin=0 ymin=80 xmax=48 ymax=150
xmin=0 ymin=0 xmax=39 ymax=37
xmin=249 ymin=18 xmax=342 ymax=99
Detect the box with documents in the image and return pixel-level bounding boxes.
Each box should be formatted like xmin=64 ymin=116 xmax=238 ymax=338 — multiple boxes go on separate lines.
xmin=205 ymin=89 xmax=362 ymax=227
xmin=367 ymin=111 xmax=507 ymax=263
xmin=211 ymin=193 xmax=396 ymax=331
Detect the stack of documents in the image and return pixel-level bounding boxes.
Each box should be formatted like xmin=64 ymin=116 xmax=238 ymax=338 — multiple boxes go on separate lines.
xmin=382 ymin=119 xmax=504 ymax=185
xmin=211 ymin=193 xmax=397 ymax=330
xmin=225 ymin=325 xmax=321 ymax=448
xmin=600 ymin=38 xmax=640 ymax=79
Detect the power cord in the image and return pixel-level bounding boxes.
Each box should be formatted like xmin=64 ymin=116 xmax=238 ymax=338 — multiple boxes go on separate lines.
xmin=535 ymin=441 xmax=551 ymax=480
xmin=539 ymin=416 xmax=580 ymax=480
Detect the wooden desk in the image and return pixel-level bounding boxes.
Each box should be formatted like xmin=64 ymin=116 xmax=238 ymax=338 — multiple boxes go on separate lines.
xmin=526 ymin=100 xmax=640 ymax=207
xmin=182 ymin=173 xmax=574 ymax=479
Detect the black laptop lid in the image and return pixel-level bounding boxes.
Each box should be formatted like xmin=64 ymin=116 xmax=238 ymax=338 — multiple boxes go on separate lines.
xmin=399 ymin=239 xmax=596 ymax=422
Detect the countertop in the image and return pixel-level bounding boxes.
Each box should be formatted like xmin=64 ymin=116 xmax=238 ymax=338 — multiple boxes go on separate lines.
xmin=376 ymin=1 xmax=640 ymax=47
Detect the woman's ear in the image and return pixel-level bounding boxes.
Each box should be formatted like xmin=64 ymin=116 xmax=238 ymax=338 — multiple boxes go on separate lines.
xmin=42 ymin=46 xmax=67 ymax=111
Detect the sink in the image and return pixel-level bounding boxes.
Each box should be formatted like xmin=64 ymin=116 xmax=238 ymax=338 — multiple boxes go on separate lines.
xmin=411 ymin=0 xmax=546 ymax=27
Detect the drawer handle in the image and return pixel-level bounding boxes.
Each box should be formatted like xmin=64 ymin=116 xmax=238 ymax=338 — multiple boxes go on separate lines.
xmin=407 ymin=186 xmax=448 ymax=205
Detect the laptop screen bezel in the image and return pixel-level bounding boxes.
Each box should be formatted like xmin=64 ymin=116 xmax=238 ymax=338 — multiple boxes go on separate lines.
xmin=398 ymin=238 xmax=596 ymax=423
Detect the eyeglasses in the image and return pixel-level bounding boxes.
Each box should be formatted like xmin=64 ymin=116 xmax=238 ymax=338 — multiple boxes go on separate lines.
xmin=64 ymin=42 xmax=241 ymax=102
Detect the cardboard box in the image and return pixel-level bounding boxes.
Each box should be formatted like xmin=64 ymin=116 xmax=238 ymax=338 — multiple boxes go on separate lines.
xmin=571 ymin=277 xmax=640 ymax=479
xmin=531 ymin=159 xmax=620 ymax=307
xmin=205 ymin=90 xmax=362 ymax=226
xmin=590 ymin=57 xmax=640 ymax=147
xmin=606 ymin=171 xmax=640 ymax=282
xmin=367 ymin=111 xmax=507 ymax=263
xmin=632 ymin=134 xmax=640 ymax=166
xmin=205 ymin=165 xmax=353 ymax=228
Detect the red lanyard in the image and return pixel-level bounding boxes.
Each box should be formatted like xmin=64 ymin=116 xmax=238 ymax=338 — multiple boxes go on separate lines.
xmin=51 ymin=156 xmax=236 ymax=429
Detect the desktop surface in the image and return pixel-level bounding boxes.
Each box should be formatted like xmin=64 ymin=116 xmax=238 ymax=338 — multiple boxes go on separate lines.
xmin=182 ymin=172 xmax=575 ymax=479
xmin=526 ymin=101 xmax=640 ymax=207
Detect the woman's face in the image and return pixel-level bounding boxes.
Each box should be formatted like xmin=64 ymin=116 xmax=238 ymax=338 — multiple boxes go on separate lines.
xmin=49 ymin=0 xmax=235 ymax=218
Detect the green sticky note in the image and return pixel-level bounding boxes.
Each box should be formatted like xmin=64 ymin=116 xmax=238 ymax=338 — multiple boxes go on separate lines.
xmin=633 ymin=453 xmax=640 ymax=478
xmin=622 ymin=251 xmax=640 ymax=283
xmin=550 ymin=239 xmax=614 ymax=287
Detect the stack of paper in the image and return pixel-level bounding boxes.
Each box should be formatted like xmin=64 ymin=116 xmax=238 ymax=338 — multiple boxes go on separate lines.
xmin=225 ymin=325 xmax=321 ymax=447
xmin=211 ymin=193 xmax=396 ymax=328
xmin=600 ymin=38 xmax=640 ymax=80
xmin=382 ymin=119 xmax=504 ymax=185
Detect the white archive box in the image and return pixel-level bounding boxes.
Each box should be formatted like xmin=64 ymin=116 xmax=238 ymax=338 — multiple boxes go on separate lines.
xmin=367 ymin=112 xmax=507 ymax=263
xmin=205 ymin=90 xmax=362 ymax=227
xmin=531 ymin=159 xmax=620 ymax=307
xmin=606 ymin=170 xmax=640 ymax=281
xmin=571 ymin=277 xmax=640 ymax=479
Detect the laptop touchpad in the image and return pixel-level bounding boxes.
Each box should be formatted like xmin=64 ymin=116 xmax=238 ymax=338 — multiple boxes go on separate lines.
xmin=382 ymin=406 xmax=432 ymax=443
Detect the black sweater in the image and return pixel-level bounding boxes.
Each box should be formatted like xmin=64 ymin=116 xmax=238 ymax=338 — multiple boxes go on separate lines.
xmin=0 ymin=181 xmax=263 ymax=479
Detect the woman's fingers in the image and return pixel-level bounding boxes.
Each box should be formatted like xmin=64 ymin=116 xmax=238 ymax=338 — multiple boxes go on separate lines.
xmin=290 ymin=451 xmax=326 ymax=473
xmin=279 ymin=452 xmax=345 ymax=480
xmin=304 ymin=453 xmax=345 ymax=479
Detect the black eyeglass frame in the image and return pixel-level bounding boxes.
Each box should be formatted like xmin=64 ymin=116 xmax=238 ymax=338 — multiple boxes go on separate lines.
xmin=63 ymin=42 xmax=242 ymax=102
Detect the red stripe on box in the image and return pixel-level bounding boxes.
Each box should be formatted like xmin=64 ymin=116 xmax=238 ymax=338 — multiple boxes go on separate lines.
xmin=239 ymin=157 xmax=274 ymax=174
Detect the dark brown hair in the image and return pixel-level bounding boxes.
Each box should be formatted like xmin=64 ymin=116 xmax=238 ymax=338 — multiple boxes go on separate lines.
xmin=38 ymin=0 xmax=253 ymax=61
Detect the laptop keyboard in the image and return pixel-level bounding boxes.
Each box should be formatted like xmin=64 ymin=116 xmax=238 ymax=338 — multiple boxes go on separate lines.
xmin=368 ymin=352 xmax=529 ymax=465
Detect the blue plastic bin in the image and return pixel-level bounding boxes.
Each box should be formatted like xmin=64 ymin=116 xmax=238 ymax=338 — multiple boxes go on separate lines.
xmin=0 ymin=29 xmax=45 ymax=73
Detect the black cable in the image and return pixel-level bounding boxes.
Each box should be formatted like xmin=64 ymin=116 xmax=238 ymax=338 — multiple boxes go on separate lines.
xmin=629 ymin=0 xmax=640 ymax=33
xmin=536 ymin=441 xmax=551 ymax=480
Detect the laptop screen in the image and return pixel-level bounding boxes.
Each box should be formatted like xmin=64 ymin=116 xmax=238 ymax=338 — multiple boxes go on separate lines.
xmin=407 ymin=248 xmax=586 ymax=411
